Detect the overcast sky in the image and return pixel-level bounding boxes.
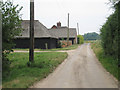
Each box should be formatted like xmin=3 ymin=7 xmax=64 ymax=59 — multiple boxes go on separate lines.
xmin=10 ymin=0 xmax=113 ymax=35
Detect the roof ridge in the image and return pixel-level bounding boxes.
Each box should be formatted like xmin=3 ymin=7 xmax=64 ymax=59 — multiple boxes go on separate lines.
xmin=16 ymin=20 xmax=58 ymax=39
xmin=37 ymin=21 xmax=58 ymax=38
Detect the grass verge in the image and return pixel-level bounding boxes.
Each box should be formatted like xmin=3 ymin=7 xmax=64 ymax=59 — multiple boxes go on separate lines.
xmin=91 ymin=40 xmax=119 ymax=80
xmin=84 ymin=40 xmax=96 ymax=43
xmin=2 ymin=52 xmax=68 ymax=88
xmin=13 ymin=44 xmax=79 ymax=51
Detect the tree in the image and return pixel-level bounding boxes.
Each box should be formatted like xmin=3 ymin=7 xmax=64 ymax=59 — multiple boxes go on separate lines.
xmin=77 ymin=35 xmax=84 ymax=44
xmin=109 ymin=0 xmax=119 ymax=5
xmin=2 ymin=1 xmax=23 ymax=75
xmin=83 ymin=32 xmax=100 ymax=41
xmin=2 ymin=1 xmax=23 ymax=52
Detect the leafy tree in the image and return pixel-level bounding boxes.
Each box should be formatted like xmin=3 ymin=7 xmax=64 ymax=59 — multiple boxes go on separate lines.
xmin=83 ymin=32 xmax=100 ymax=41
xmin=77 ymin=35 xmax=84 ymax=44
xmin=2 ymin=1 xmax=23 ymax=76
xmin=109 ymin=0 xmax=119 ymax=5
xmin=2 ymin=1 xmax=23 ymax=52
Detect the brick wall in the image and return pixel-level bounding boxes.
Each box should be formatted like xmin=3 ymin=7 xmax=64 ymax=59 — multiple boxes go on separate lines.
xmin=60 ymin=40 xmax=72 ymax=48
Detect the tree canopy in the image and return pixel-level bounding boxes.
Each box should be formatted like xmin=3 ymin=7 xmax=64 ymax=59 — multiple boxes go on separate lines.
xmin=83 ymin=32 xmax=100 ymax=41
xmin=2 ymin=1 xmax=23 ymax=52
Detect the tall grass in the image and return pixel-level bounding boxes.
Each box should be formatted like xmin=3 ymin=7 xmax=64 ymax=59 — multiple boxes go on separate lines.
xmin=91 ymin=40 xmax=119 ymax=81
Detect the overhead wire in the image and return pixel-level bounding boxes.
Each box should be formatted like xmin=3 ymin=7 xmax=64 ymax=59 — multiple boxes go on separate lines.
xmin=55 ymin=0 xmax=68 ymax=26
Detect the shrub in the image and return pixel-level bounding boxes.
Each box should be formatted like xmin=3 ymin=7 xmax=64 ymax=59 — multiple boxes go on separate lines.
xmin=77 ymin=35 xmax=84 ymax=44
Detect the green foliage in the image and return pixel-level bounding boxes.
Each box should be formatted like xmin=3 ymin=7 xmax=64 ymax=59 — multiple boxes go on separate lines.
xmin=61 ymin=38 xmax=65 ymax=41
xmin=83 ymin=32 xmax=100 ymax=41
xmin=3 ymin=52 xmax=68 ymax=88
xmin=2 ymin=1 xmax=23 ymax=73
xmin=109 ymin=0 xmax=119 ymax=6
xmin=57 ymin=40 xmax=62 ymax=48
xmin=2 ymin=53 xmax=11 ymax=78
xmin=77 ymin=35 xmax=84 ymax=44
xmin=91 ymin=41 xmax=119 ymax=80
xmin=2 ymin=1 xmax=23 ymax=52
xmin=100 ymin=2 xmax=119 ymax=58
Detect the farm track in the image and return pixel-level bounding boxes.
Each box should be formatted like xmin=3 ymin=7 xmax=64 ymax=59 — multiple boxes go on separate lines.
xmin=30 ymin=43 xmax=118 ymax=88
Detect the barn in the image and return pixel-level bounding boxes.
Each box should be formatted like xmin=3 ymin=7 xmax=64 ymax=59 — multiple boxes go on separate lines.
xmin=49 ymin=22 xmax=77 ymax=44
xmin=14 ymin=20 xmax=58 ymax=49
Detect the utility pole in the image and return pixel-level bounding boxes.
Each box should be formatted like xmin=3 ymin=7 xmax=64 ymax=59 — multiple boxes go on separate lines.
xmin=67 ymin=13 xmax=69 ymax=46
xmin=29 ymin=0 xmax=34 ymax=62
xmin=0 ymin=1 xmax=2 ymax=89
xmin=77 ymin=23 xmax=79 ymax=35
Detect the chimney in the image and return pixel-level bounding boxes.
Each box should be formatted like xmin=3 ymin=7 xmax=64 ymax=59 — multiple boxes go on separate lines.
xmin=57 ymin=22 xmax=61 ymax=28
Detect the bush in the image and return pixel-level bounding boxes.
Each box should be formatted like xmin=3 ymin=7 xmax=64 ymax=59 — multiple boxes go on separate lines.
xmin=100 ymin=2 xmax=119 ymax=58
xmin=77 ymin=35 xmax=84 ymax=44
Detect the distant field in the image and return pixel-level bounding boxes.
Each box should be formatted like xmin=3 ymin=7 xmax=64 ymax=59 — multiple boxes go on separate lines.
xmin=13 ymin=44 xmax=79 ymax=51
xmin=91 ymin=40 xmax=119 ymax=80
xmin=2 ymin=52 xmax=68 ymax=88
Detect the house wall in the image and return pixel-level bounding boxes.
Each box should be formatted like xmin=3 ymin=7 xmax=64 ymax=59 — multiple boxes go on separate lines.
xmin=14 ymin=38 xmax=57 ymax=49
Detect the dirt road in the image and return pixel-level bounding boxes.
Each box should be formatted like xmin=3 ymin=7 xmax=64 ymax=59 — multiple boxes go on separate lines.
xmin=31 ymin=44 xmax=118 ymax=88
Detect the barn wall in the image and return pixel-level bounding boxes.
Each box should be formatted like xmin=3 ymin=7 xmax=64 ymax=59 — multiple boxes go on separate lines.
xmin=14 ymin=38 xmax=30 ymax=48
xmin=14 ymin=38 xmax=57 ymax=49
xmin=35 ymin=38 xmax=57 ymax=49
xmin=50 ymin=38 xmax=57 ymax=49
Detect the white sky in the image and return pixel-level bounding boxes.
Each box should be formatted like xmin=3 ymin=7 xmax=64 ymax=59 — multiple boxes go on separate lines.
xmin=8 ymin=0 xmax=114 ymax=35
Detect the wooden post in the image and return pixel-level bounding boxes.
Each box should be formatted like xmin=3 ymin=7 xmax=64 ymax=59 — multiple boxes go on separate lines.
xmin=45 ymin=43 xmax=48 ymax=49
xmin=29 ymin=0 xmax=34 ymax=62
xmin=67 ymin=13 xmax=69 ymax=46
